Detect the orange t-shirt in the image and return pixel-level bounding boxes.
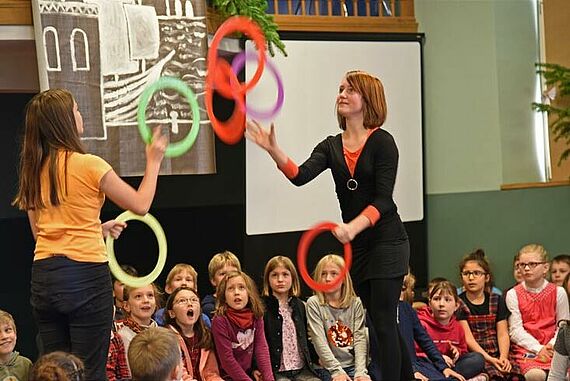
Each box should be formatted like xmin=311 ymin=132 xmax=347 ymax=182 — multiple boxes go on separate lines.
xmin=33 ymin=150 xmax=112 ymax=263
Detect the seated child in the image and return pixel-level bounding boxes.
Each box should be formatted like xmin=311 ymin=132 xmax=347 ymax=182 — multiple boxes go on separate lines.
xmin=165 ymin=286 xmax=223 ymax=381
xmin=30 ymin=351 xmax=84 ymax=381
xmin=202 ymin=251 xmax=241 ymax=319
xmin=109 ymin=283 xmax=159 ymax=376
xmin=395 ymin=273 xmax=465 ymax=381
xmin=111 ymin=265 xmax=138 ymax=321
xmin=457 ymin=249 xmax=522 ymax=381
xmin=416 ymin=280 xmax=486 ymax=380
xmin=0 ymin=310 xmax=32 ymax=381
xmin=127 ymin=327 xmax=184 ymax=381
xmin=306 ymin=254 xmax=370 ymax=381
xmin=546 ymin=320 xmax=570 ymax=381
xmin=506 ymin=244 xmax=570 ymax=381
xmin=550 ymin=255 xmax=570 ymax=287
xmin=211 ymin=270 xmax=274 ymax=381
xmin=154 ymin=263 xmax=211 ymax=327
xmin=262 ymin=255 xmax=319 ymax=380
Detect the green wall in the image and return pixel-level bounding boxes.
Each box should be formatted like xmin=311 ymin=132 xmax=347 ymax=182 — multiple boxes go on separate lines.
xmin=415 ymin=0 xmax=568 ymax=289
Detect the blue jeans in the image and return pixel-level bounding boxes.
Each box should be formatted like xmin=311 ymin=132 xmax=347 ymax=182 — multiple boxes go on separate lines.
xmin=31 ymin=256 xmax=113 ymax=381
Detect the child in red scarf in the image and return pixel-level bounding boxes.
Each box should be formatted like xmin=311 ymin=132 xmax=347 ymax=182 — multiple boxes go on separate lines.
xmin=211 ymin=271 xmax=274 ymax=381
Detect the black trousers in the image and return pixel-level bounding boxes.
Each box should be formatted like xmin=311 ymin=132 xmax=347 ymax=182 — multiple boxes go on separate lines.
xmin=356 ymin=276 xmax=414 ymax=381
xmin=31 ymin=256 xmax=113 ymax=381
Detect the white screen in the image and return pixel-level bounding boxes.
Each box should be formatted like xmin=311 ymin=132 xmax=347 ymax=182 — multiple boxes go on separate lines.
xmin=245 ymin=39 xmax=423 ymax=235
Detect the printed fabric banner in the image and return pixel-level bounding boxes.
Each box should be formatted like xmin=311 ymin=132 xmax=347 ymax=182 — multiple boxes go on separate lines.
xmin=31 ymin=0 xmax=216 ymax=176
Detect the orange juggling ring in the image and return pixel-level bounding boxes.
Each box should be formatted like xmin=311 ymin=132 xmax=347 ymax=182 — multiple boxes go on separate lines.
xmin=297 ymin=221 xmax=353 ymax=292
xmin=206 ymin=16 xmax=266 ymax=144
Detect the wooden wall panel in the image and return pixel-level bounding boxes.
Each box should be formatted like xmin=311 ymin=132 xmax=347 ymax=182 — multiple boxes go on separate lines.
xmin=543 ymin=0 xmax=570 ymax=180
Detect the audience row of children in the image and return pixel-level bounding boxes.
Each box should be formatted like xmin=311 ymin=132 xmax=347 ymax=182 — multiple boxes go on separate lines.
xmin=3 ymin=244 xmax=570 ymax=381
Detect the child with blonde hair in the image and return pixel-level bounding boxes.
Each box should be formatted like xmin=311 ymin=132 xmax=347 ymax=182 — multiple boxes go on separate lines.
xmin=211 ymin=271 xmax=274 ymax=381
xmin=0 ymin=310 xmax=32 ymax=381
xmin=506 ymin=244 xmax=570 ymax=381
xmin=127 ymin=327 xmax=183 ymax=381
xmin=165 ymin=286 xmax=222 ymax=381
xmin=416 ymin=280 xmax=486 ymax=380
xmin=202 ymin=251 xmax=241 ymax=319
xmin=457 ymin=249 xmax=522 ymax=380
xmin=306 ymin=254 xmax=369 ymax=381
xmin=155 ymin=263 xmax=210 ymax=327
xmin=262 ymin=256 xmax=319 ymax=381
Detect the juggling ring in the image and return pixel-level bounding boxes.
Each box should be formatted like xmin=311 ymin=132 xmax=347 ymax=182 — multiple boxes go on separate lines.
xmin=297 ymin=221 xmax=353 ymax=292
xmin=205 ymin=60 xmax=246 ymax=145
xmin=137 ymin=76 xmax=201 ymax=158
xmin=106 ymin=211 xmax=167 ymax=288
xmin=231 ymin=50 xmax=284 ymax=120
xmin=206 ymin=17 xmax=266 ymax=144
xmin=207 ymin=16 xmax=267 ymax=98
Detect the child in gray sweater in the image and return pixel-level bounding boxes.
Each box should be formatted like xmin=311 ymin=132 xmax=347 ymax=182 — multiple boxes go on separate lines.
xmin=306 ymin=254 xmax=370 ymax=381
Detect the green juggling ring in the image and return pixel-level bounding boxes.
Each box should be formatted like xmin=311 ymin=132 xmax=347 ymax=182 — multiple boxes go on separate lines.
xmin=137 ymin=76 xmax=201 ymax=158
xmin=106 ymin=211 xmax=167 ymax=288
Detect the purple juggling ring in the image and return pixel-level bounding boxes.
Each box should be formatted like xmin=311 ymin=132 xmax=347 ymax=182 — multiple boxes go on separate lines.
xmin=231 ymin=50 xmax=284 ymax=120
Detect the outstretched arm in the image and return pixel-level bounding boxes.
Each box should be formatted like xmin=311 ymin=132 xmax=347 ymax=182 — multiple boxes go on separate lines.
xmin=100 ymin=127 xmax=167 ymax=215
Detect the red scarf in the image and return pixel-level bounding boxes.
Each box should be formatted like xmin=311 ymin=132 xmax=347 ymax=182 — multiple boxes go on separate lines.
xmin=123 ymin=318 xmax=144 ymax=334
xmin=226 ymin=307 xmax=254 ymax=329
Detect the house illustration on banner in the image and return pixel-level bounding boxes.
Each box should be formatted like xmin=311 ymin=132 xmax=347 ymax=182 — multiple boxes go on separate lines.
xmin=34 ymin=0 xmax=215 ymax=176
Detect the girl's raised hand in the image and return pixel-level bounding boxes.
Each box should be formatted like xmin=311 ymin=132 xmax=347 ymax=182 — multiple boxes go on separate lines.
xmin=245 ymin=120 xmax=277 ymax=152
xmin=146 ymin=126 xmax=168 ymax=164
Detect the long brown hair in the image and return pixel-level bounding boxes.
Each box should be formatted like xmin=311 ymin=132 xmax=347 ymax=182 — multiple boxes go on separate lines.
xmin=13 ymin=89 xmax=85 ymax=210
xmin=262 ymin=255 xmax=301 ymax=297
xmin=336 ymin=70 xmax=387 ymax=130
xmin=215 ymin=271 xmax=265 ymax=318
xmin=165 ymin=287 xmax=213 ymax=350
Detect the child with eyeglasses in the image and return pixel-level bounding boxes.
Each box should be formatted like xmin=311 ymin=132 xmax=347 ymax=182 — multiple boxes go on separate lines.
xmin=505 ymin=244 xmax=570 ymax=381
xmin=456 ymin=249 xmax=523 ymax=381
xmin=165 ymin=286 xmax=223 ymax=381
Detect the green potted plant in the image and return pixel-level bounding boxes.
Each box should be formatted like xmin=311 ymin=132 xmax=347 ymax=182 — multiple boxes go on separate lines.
xmin=208 ymin=0 xmax=287 ymax=56
xmin=532 ymin=63 xmax=570 ymax=164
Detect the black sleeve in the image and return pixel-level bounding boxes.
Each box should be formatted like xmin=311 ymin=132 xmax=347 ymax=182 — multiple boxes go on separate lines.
xmin=371 ymin=132 xmax=398 ymax=216
xmin=290 ymin=138 xmax=330 ymax=186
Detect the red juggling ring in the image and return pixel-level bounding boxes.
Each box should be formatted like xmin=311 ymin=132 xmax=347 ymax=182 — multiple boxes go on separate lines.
xmin=206 ymin=17 xmax=267 ymax=144
xmin=297 ymin=221 xmax=353 ymax=292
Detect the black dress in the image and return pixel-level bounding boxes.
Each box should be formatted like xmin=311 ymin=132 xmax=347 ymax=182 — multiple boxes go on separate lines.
xmin=288 ymin=128 xmax=409 ymax=282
